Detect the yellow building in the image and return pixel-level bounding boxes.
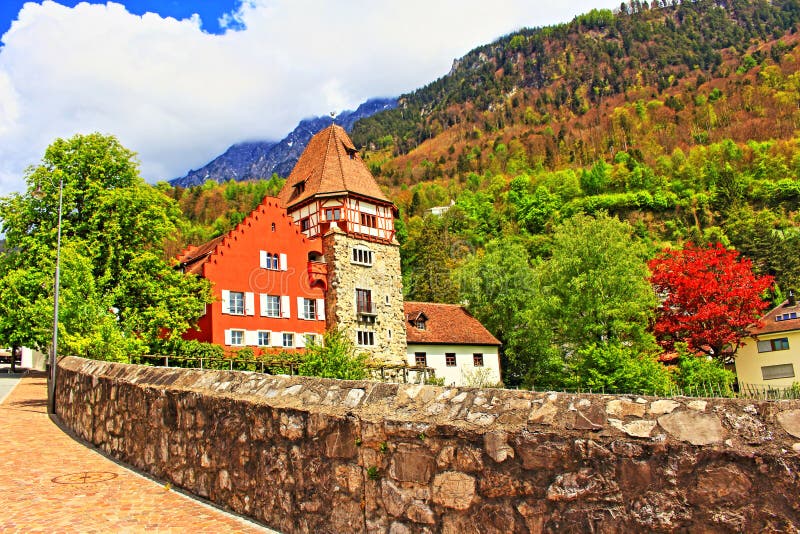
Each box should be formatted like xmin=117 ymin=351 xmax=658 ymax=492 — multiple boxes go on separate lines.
xmin=735 ymin=298 xmax=800 ymax=391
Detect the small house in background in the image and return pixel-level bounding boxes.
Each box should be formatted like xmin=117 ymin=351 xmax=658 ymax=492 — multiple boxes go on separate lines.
xmin=424 ymin=199 xmax=455 ymax=217
xmin=404 ymin=302 xmax=502 ymax=387
xmin=735 ymin=293 xmax=800 ymax=391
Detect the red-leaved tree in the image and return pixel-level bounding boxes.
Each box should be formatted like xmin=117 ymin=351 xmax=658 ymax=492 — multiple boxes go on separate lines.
xmin=649 ymin=243 xmax=773 ymax=361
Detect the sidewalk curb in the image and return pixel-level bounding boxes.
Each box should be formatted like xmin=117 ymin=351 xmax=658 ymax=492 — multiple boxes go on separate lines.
xmin=0 ymin=369 xmax=27 ymax=406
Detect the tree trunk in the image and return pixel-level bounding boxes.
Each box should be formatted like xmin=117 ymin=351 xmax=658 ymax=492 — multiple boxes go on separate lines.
xmin=10 ymin=344 xmax=18 ymax=373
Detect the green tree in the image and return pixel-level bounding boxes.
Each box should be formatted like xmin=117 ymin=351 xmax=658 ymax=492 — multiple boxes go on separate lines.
xmin=457 ymin=238 xmax=558 ymax=386
xmin=541 ymin=212 xmax=657 ymax=354
xmin=0 ymin=133 xmax=211 ymax=359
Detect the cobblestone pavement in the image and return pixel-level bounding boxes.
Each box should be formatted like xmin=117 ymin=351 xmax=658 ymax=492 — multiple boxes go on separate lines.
xmin=0 ymin=372 xmax=276 ymax=533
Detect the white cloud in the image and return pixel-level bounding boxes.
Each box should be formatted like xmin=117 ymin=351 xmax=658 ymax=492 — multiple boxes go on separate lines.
xmin=0 ymin=0 xmax=621 ymax=192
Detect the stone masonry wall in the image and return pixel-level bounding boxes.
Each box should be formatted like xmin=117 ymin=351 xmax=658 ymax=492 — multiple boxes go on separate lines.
xmin=57 ymin=356 xmax=800 ymax=533
xmin=322 ymin=228 xmax=406 ymax=363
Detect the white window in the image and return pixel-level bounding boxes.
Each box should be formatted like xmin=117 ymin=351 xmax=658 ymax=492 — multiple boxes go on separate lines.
xmin=257 ymin=331 xmax=270 ymax=347
xmin=260 ymin=251 xmax=280 ymax=270
xmin=222 ymin=290 xmax=253 ymax=315
xmin=283 ymin=333 xmax=294 ymax=348
xmin=228 ymin=330 xmax=244 ymax=346
xmin=762 ymin=363 xmax=795 ymax=380
xmin=261 ymin=295 xmax=281 ymax=317
xmin=304 ymin=333 xmax=319 ymax=346
xmin=229 ymin=291 xmax=244 ymax=315
xmin=298 ymin=298 xmax=316 ymax=320
xmin=351 ymin=246 xmax=374 ymax=266
xmin=357 ymin=330 xmax=375 ymax=346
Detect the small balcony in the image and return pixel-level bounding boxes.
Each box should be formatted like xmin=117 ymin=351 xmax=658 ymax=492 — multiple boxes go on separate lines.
xmin=307 ymin=261 xmax=327 ymax=290
xmin=357 ymin=302 xmax=377 ymax=316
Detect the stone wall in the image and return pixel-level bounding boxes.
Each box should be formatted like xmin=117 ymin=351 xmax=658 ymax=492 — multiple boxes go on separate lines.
xmin=57 ymin=356 xmax=800 ymax=533
xmin=322 ymin=228 xmax=406 ymax=363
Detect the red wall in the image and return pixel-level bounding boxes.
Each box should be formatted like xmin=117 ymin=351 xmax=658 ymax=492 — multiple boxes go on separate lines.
xmin=183 ymin=197 xmax=325 ymax=353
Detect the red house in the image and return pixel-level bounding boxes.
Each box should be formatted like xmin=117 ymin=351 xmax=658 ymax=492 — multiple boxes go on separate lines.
xmin=177 ymin=197 xmax=327 ymax=353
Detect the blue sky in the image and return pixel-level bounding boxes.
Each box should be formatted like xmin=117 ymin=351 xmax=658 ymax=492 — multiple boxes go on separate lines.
xmin=0 ymin=1 xmax=241 ymax=36
xmin=0 ymin=1 xmax=623 ymax=193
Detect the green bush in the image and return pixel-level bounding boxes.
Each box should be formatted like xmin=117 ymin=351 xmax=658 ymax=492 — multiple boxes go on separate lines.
xmin=565 ymin=342 xmax=675 ymax=396
xmin=297 ymin=328 xmax=368 ymax=380
xmin=675 ymin=346 xmax=735 ymax=396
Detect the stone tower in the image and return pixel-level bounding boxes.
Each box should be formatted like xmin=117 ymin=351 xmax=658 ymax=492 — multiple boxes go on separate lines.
xmin=278 ymin=125 xmax=406 ymax=362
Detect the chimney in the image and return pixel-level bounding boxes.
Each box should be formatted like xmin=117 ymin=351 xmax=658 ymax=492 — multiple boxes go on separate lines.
xmin=789 ymin=290 xmax=796 ymax=307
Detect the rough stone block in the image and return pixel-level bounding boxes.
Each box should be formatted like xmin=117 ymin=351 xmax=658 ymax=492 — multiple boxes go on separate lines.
xmin=658 ymin=411 xmax=726 ymax=445
xmin=432 ymin=472 xmax=476 ymax=510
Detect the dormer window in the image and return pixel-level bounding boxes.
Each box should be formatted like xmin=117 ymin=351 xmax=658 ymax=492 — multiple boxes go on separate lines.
xmin=344 ymin=145 xmax=358 ymax=160
xmin=289 ymin=179 xmax=306 ymax=201
xmin=410 ymin=312 xmax=428 ymax=330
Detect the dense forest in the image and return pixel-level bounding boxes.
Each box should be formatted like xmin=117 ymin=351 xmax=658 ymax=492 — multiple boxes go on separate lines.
xmin=162 ymin=0 xmax=800 ymax=391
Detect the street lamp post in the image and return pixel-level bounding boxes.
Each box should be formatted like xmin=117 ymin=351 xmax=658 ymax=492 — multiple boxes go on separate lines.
xmin=47 ymin=174 xmax=64 ymax=416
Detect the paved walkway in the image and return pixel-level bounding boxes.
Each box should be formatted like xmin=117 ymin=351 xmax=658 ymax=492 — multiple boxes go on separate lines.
xmin=0 ymin=372 xmax=275 ymax=533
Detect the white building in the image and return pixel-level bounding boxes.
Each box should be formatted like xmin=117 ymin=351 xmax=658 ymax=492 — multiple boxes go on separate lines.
xmin=404 ymin=302 xmax=502 ymax=387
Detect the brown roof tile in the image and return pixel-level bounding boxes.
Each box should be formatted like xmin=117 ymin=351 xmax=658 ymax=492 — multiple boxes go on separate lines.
xmin=404 ymin=302 xmax=501 ymax=346
xmin=278 ymin=125 xmax=390 ymax=208
xmin=749 ymin=300 xmax=800 ymax=336
xmin=175 ymin=235 xmax=226 ymax=275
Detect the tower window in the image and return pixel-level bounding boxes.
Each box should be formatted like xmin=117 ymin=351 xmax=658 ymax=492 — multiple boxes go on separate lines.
xmin=325 ymin=207 xmax=342 ymax=221
xmin=356 ymin=288 xmax=374 ymax=314
xmin=271 ymin=222 xmax=276 ymax=232
xmin=300 ymin=217 xmax=310 ymax=232
xmin=357 ymin=330 xmax=375 ymax=346
xmin=360 ymin=213 xmax=377 ymax=228
xmin=351 ymin=246 xmax=373 ymax=266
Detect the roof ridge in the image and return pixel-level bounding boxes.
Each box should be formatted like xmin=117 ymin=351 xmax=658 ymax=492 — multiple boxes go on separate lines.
xmin=332 ymin=125 xmax=348 ymax=193
xmin=319 ymin=125 xmax=333 ymax=190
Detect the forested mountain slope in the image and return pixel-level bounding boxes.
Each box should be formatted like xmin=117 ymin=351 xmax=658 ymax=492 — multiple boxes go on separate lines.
xmin=165 ymin=0 xmax=800 ymax=388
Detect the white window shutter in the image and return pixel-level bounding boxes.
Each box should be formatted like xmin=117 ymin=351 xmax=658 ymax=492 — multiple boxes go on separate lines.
xmin=244 ymin=330 xmax=258 ymax=346
xmin=281 ymin=296 xmax=290 ymax=318
xmin=259 ymin=250 xmax=268 ymax=269
xmin=271 ymin=332 xmax=283 ymax=347
xmin=280 ymin=253 xmax=288 ymax=271
xmin=221 ymin=290 xmax=231 ymax=314
xmin=297 ymin=334 xmax=306 ymax=348
xmin=245 ymin=292 xmax=255 ymax=316
xmin=316 ymin=299 xmax=325 ymax=320
xmin=297 ymin=297 xmax=304 ymax=319
xmin=224 ymin=329 xmax=232 ymax=345
xmin=259 ymin=294 xmax=268 ymax=316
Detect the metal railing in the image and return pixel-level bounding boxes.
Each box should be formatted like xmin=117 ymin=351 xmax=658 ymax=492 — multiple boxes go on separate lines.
xmin=135 ymin=354 xmax=436 ymax=384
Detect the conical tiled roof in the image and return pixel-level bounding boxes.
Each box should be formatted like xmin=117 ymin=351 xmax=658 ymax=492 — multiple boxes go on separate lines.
xmin=278 ymin=125 xmax=390 ymax=209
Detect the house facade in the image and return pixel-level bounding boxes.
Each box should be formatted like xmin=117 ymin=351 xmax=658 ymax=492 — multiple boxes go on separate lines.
xmin=177 ymin=198 xmax=326 ymax=352
xmin=404 ymin=302 xmax=502 ymax=387
xmin=735 ymin=298 xmax=800 ymax=389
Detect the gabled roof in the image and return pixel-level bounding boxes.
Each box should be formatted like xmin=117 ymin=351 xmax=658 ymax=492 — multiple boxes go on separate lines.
xmin=749 ymin=299 xmax=800 ymax=336
xmin=277 ymin=124 xmax=391 ymax=209
xmin=175 ymin=235 xmax=225 ymax=275
xmin=404 ymin=302 xmax=501 ymax=346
